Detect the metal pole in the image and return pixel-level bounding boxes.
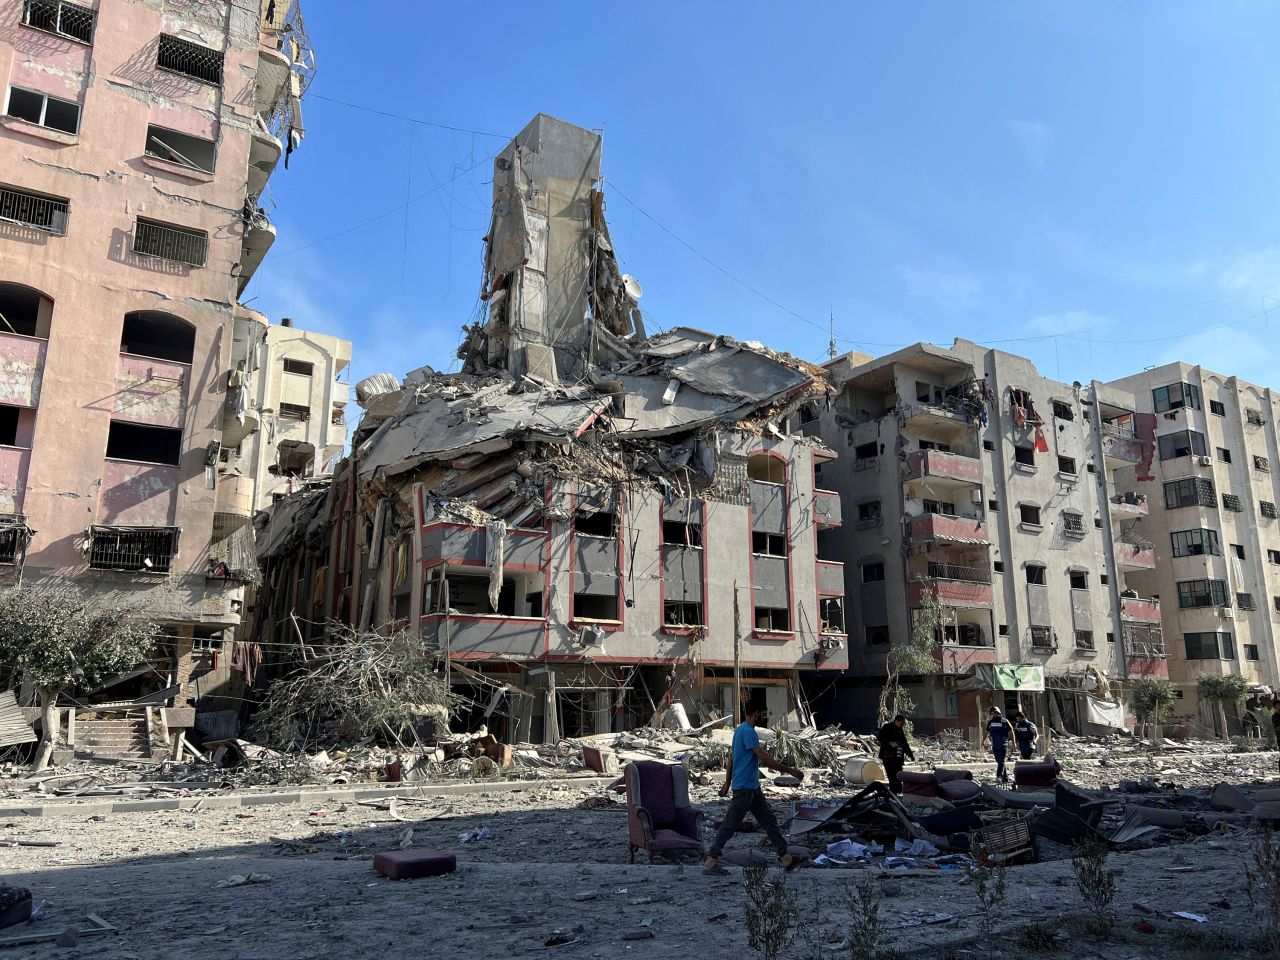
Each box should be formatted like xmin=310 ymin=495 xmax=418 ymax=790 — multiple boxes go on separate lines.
xmin=733 ymin=581 xmax=742 ymax=725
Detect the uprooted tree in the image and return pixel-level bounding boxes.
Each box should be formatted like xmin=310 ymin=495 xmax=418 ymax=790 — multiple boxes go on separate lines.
xmin=250 ymin=624 xmax=452 ymax=750
xmin=0 ymin=580 xmax=157 ymax=771
xmin=877 ymin=584 xmax=945 ymax=725
xmin=1196 ymin=673 xmax=1249 ymax=738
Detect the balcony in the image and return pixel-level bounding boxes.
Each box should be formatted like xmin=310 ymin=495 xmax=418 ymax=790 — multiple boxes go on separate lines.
xmin=114 ymin=353 xmax=189 ymax=429
xmin=99 ymin=459 xmax=179 ymax=525
xmin=248 ymin=118 xmax=282 ymax=197
xmin=421 ymin=522 xmax=546 ymax=570
xmin=0 ymin=446 xmax=31 ymax=514
xmin=1108 ymin=491 xmax=1149 ymax=518
xmin=1101 ymin=422 xmax=1143 ymax=465
xmin=1114 ymin=535 xmax=1156 ymax=570
xmin=1120 ymin=596 xmax=1161 ymax=622
xmin=813 ymin=488 xmax=841 ymax=528
xmin=420 ymin=614 xmax=546 ymax=659
xmin=898 ymin=396 xmax=983 ymax=431
xmin=237 ymin=208 xmax=276 ymax=294
xmin=908 ymin=565 xmax=993 ymax=608
xmin=0 ymin=331 xmax=47 ymax=408
xmin=1123 ymin=620 xmax=1168 ymax=677
xmin=816 ymin=560 xmax=844 ymax=595
xmin=905 ymin=449 xmax=982 ymax=486
xmin=933 ymin=644 xmax=997 ymax=674
xmin=905 ymin=512 xmax=989 ymax=545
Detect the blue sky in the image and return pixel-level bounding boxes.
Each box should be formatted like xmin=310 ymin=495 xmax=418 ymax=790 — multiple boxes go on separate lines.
xmin=243 ymin=1 xmax=1280 ymax=395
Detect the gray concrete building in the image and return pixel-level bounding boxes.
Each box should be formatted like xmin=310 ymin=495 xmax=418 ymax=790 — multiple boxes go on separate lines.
xmin=814 ymin=339 xmax=1166 ymax=737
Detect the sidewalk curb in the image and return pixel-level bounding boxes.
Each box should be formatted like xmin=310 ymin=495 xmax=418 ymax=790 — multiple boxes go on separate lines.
xmin=904 ymin=748 xmax=1279 ymax=777
xmin=0 ymin=774 xmax=619 ymax=819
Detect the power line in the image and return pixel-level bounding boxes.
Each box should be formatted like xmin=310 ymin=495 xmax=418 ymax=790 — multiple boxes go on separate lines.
xmin=309 ymin=94 xmax=511 ymax=139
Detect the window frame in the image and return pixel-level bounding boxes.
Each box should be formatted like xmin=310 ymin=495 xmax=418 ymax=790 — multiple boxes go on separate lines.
xmin=1170 ymin=528 xmax=1221 ymax=558
xmin=4 ymin=84 xmax=81 ymax=134
xmin=156 ymin=34 xmax=225 ymax=86
xmin=1152 ymin=381 xmax=1202 ymax=413
xmin=1157 ymin=430 xmax=1208 ymax=461
xmin=1163 ymin=477 xmax=1215 ymax=510
xmin=19 ymin=0 xmax=96 ymax=45
xmin=1176 ymin=578 xmax=1229 ymax=609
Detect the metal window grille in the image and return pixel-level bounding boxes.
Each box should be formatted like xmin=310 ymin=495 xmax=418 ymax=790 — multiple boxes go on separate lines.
xmin=1122 ymin=621 xmax=1165 ymax=658
xmin=1255 ymin=456 xmax=1270 ymax=471
xmin=1029 ymin=626 xmax=1056 ymax=650
xmin=0 ymin=185 xmax=68 ymax=234
xmin=0 ymin=517 xmax=32 ymax=565
xmin=924 ymin=562 xmax=991 ymax=584
xmin=88 ymin=526 xmax=179 ymax=573
xmin=21 ymin=0 xmax=94 ymax=43
xmin=1062 ymin=513 xmax=1085 ymax=536
xmin=156 ymin=34 xmax=224 ymax=85
xmin=1223 ymin=493 xmax=1243 ymax=512
xmin=133 ymin=218 xmax=207 ymax=266
xmin=1237 ymin=592 xmax=1257 ymax=611
xmin=278 ymin=403 xmax=311 ymax=421
xmin=1263 ymin=501 xmax=1277 ymax=520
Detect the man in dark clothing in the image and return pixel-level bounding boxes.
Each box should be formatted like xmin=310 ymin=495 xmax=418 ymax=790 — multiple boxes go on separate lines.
xmin=983 ymin=706 xmax=1013 ymax=783
xmin=876 ymin=714 xmax=915 ymax=794
xmin=1012 ymin=711 xmax=1038 ymax=760
xmin=703 ymin=702 xmax=804 ymax=875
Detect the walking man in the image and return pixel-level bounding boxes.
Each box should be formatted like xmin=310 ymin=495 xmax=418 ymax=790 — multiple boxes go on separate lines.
xmin=704 ymin=701 xmax=804 ymax=875
xmin=876 ymin=713 xmax=915 ymax=794
xmin=1272 ymin=699 xmax=1280 ymax=773
xmin=1012 ymin=710 xmax=1038 ymax=760
xmin=983 ymin=706 xmax=1013 ymax=784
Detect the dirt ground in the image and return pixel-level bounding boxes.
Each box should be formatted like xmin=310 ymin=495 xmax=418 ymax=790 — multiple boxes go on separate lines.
xmin=3 ymin=758 xmax=1279 ymax=960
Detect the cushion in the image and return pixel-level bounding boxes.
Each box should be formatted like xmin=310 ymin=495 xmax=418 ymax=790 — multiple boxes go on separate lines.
xmin=899 ymin=771 xmax=938 ymax=797
xmin=938 ymin=780 xmax=981 ymax=803
xmin=651 ymin=829 xmax=702 ymax=851
xmin=372 ymin=849 xmax=457 ymax=880
xmin=635 ymin=762 xmax=676 ymax=826
xmin=934 ymin=768 xmax=974 ymax=784
xmin=1014 ymin=761 xmax=1060 ymax=787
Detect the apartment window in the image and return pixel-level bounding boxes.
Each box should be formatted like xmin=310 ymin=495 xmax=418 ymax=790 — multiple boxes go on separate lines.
xmin=1062 ymin=512 xmax=1085 ymax=537
xmin=1223 ymin=493 xmax=1243 ymax=512
xmin=1170 ymin=529 xmax=1221 ymax=557
xmin=1014 ymin=445 xmax=1035 ymax=466
xmin=575 ymin=508 xmax=616 ymax=538
xmin=861 ymin=562 xmax=885 ymax=583
xmin=1074 ymin=630 xmax=1094 ymax=651
xmin=1268 ymin=550 xmax=1280 ymax=564
xmin=132 ymin=218 xmax=208 ymax=267
xmin=1052 ymin=401 xmax=1074 ymax=421
xmin=865 ymin=625 xmax=889 ymax=646
xmin=856 ymin=500 xmax=881 ymax=528
xmin=998 ymin=624 xmax=1009 ymax=636
xmin=105 ymin=422 xmax=181 ymax=466
xmin=1152 ymin=382 xmax=1201 ymax=413
xmin=1184 ymin=631 xmax=1234 ymax=661
xmin=1086 ymin=463 xmax=1097 ymax=474
xmin=282 ymin=358 xmax=315 ymax=376
xmin=854 ymin=441 xmax=878 ymax=463
xmin=1100 ymin=573 xmax=1109 ymax=585
xmin=662 ymin=518 xmax=702 ymax=548
xmin=88 ymin=525 xmax=179 ymax=574
xmin=157 ymin=34 xmax=224 ymax=85
xmin=993 ymin=561 xmax=1005 ymax=573
xmin=1025 ymin=564 xmax=1046 ymax=585
xmin=663 ymin=601 xmax=703 ymax=628
xmin=1177 ymin=579 xmax=1229 ymax=608
xmin=5 ymin=86 xmax=80 ymax=134
xmin=1019 ymin=503 xmax=1041 ymax=526
xmin=1157 ymin=430 xmax=1207 ymax=460
xmin=1232 ymin=543 xmax=1245 ymax=560
xmin=1057 ymin=455 xmax=1077 ymax=475
xmin=988 ymin=500 xmax=999 ymax=512
xmin=918 ymin=439 xmax=951 ymax=452
xmin=1246 ymin=644 xmax=1261 ymax=661
xmin=1029 ymin=626 xmax=1054 ymax=649
xmin=1218 ymin=448 xmax=1232 ymax=463
xmin=278 ymin=403 xmax=311 ymax=421
xmin=1210 ymin=399 xmax=1226 ymax=416
xmin=922 ymin=499 xmax=955 ymax=516
xmin=572 ymin=593 xmax=619 ymax=622
xmin=1263 ymin=501 xmax=1278 ymax=520
xmin=820 ymin=597 xmax=845 ymax=634
xmin=1164 ymin=477 xmax=1216 ymax=509
xmin=1106 ymin=632 xmax=1115 ymax=643
xmin=754 ymin=607 xmax=790 ymax=632
xmin=1275 ymin=596 xmax=1280 ymax=613
xmin=1069 ymin=570 xmax=1088 ymax=590
xmin=1237 ymin=592 xmax=1257 ymax=611
xmin=143 ymin=125 xmax=216 ymax=173
xmin=1247 ymin=409 xmax=1266 ymax=426
xmin=915 ymin=381 xmax=932 ymax=403
xmin=1256 ymin=456 xmax=1271 ymax=472
xmin=752 ymin=532 xmax=787 ymax=557
xmin=983 ymin=440 xmax=995 ymax=451
xmin=20 ymin=0 xmax=96 ymax=43
xmin=0 ymin=184 xmax=69 ymax=234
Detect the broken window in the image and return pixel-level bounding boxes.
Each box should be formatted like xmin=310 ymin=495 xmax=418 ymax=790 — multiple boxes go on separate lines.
xmin=5 ymin=86 xmax=80 ymax=134
xmin=1075 ymin=630 xmax=1094 ymax=650
xmin=1263 ymin=501 xmax=1278 ymax=520
xmin=1184 ymin=631 xmax=1233 ymax=660
xmin=105 ymin=421 xmax=181 ymax=466
xmin=865 ymin=624 xmax=889 ymax=645
xmin=1152 ymin=382 xmax=1201 ymax=413
xmin=278 ymin=403 xmax=311 ymax=422
xmin=1177 ymin=579 xmax=1228 ymax=609
xmin=1218 ymin=447 xmax=1232 ymax=463
xmin=662 ymin=518 xmax=702 ymax=547
xmin=572 ymin=592 xmax=619 ymax=622
xmin=1157 ymin=430 xmax=1207 ymax=460
xmin=157 ymin=34 xmax=224 ymax=85
xmin=0 ymin=283 xmax=51 ymax=338
xmin=282 ymin=358 xmax=314 ymax=376
xmin=120 ymin=310 xmax=195 ymax=364
xmin=133 ymin=218 xmax=207 ymax=267
xmin=1025 ymin=564 xmax=1046 ymax=585
xmin=1248 ymin=408 xmax=1266 ymax=426
xmin=0 ymin=184 xmax=69 ymax=234
xmin=88 ymin=526 xmax=179 ymax=573
xmin=746 ymin=454 xmax=786 ymax=484
xmin=575 ymin=508 xmax=616 ymax=538
xmin=1019 ymin=503 xmax=1042 ymax=526
xmin=855 ymin=500 xmax=881 ymax=528
xmin=922 ymin=499 xmax=955 ymax=516
xmin=915 ymin=381 xmax=932 ymax=403
xmin=1052 ymin=400 xmax=1074 ymax=421
xmin=663 ymin=600 xmax=702 ymax=627
xmin=1164 ymin=477 xmax=1216 ymax=509
xmin=918 ymin=439 xmax=951 ymax=452
xmin=426 ymin=568 xmax=542 ymax=617
xmin=1029 ymin=626 xmax=1054 ymax=649
xmin=1069 ymin=570 xmax=1088 ymax=590
xmin=1237 ymin=592 xmax=1257 ymax=611
xmin=752 ymin=531 xmax=787 ymax=556
xmin=1014 ymin=444 xmax=1035 ymax=466
xmin=754 ymin=607 xmax=790 ymax=632
xmin=862 ymin=562 xmax=885 ymax=583
xmin=1061 ymin=512 xmax=1085 ymax=537
xmin=1057 ymin=455 xmax=1077 ymax=475
xmin=820 ymin=597 xmax=845 ymax=634
xmin=1255 ymin=455 xmax=1270 ymax=472
xmin=1268 ymin=549 xmax=1280 ymax=565
xmin=1170 ymin=529 xmax=1221 ymax=557
xmin=1210 ymin=400 xmax=1226 ymax=416
xmin=0 ymin=521 xmax=30 ymax=565
xmin=21 ymin=0 xmax=96 ymax=42
xmin=144 ymin=125 xmax=215 ymax=173
xmin=853 ymin=441 xmax=878 ymax=466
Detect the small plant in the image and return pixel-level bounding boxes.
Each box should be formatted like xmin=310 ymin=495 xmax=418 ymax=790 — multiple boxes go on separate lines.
xmin=1070 ymin=838 xmax=1115 ymax=937
xmin=1013 ymin=925 xmax=1059 ymax=951
xmin=965 ymin=841 xmax=1006 ymax=947
xmin=845 ymin=879 xmax=883 ymax=960
xmin=743 ymin=862 xmax=798 ymax=960
xmin=1246 ymin=821 xmax=1280 ymax=944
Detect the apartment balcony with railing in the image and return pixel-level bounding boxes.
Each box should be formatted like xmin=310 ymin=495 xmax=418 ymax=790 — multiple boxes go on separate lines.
xmin=114 ymin=353 xmax=189 ymax=428
xmin=1114 ymin=533 xmax=1156 ymax=570
xmin=907 ymin=561 xmax=993 ymax=607
xmin=0 ymin=330 xmax=48 ymax=409
xmin=1120 ymin=595 xmax=1161 ymax=622
xmin=904 ymin=449 xmax=983 ymax=486
xmin=1100 ymin=417 xmax=1143 ymax=464
xmin=813 ymin=488 xmax=841 ymax=528
xmin=905 ymin=511 xmax=989 ymax=545
xmin=1108 ymin=491 xmax=1149 ymax=519
xmin=1122 ymin=619 xmax=1168 ymax=678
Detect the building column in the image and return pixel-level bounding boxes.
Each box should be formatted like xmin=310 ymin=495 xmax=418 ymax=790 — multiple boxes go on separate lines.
xmin=173 ymin=625 xmax=196 ymax=706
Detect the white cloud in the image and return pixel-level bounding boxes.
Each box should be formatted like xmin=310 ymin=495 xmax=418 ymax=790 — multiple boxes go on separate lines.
xmin=1010 ymin=120 xmax=1053 ymax=170
xmin=896 ymin=265 xmax=983 ymax=310
xmin=1026 ymin=310 xmax=1111 ymax=336
xmin=1218 ymin=248 xmax=1280 ymax=303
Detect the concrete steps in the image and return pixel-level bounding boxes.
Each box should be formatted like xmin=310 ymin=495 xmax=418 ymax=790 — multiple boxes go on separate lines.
xmin=74 ymin=719 xmax=150 ymax=760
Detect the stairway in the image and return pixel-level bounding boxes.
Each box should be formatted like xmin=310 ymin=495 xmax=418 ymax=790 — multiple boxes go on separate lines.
xmin=74 ymin=717 xmax=151 ymax=760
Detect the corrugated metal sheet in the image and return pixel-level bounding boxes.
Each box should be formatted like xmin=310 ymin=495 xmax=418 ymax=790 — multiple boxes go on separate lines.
xmin=0 ymin=689 xmax=36 ymax=747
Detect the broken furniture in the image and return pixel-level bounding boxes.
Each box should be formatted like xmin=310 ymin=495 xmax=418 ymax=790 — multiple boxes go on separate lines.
xmin=899 ymin=768 xmax=980 ymax=804
xmin=0 ymin=886 xmax=31 ymax=931
xmin=1012 ymin=756 xmax=1061 ymax=789
xmin=372 ymin=849 xmax=457 ymax=880
xmin=970 ymin=811 xmax=1033 ymax=865
xmin=624 ymin=760 xmax=704 ymax=863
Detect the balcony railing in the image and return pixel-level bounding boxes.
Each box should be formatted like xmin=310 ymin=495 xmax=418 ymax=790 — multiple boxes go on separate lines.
xmin=133 ymin=219 xmax=207 ymax=267
xmin=905 ymin=449 xmax=983 ymax=484
xmin=1120 ymin=596 xmax=1161 ymax=622
xmin=0 ymin=186 xmax=68 ymax=234
xmin=1101 ymin=420 xmax=1137 ymax=440
xmin=923 ymin=562 xmax=991 ymax=584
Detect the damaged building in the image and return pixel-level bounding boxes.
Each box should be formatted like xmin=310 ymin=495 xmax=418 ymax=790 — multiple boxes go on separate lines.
xmin=252 ymin=114 xmax=848 ymax=740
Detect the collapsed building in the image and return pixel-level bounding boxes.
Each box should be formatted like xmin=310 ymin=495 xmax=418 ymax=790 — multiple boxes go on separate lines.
xmin=251 ymin=115 xmax=849 ymax=741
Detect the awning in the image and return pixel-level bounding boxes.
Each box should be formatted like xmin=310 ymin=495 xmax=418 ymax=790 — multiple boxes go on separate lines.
xmin=969 ymin=663 xmax=1045 ymax=692
xmin=929 ymin=533 xmax=991 ymax=545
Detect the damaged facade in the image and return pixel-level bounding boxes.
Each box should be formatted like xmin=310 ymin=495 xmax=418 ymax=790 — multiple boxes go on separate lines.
xmin=252 ymin=115 xmax=848 ymax=740
xmin=0 ymin=0 xmax=314 ymax=750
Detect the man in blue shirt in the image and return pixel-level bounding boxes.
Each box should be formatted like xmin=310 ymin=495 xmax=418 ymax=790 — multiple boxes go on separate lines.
xmin=1012 ymin=710 xmax=1038 ymax=760
xmin=983 ymin=706 xmax=1013 ymax=784
xmin=703 ymin=702 xmax=804 ymax=875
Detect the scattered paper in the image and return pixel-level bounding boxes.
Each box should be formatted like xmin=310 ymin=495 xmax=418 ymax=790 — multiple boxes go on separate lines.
xmin=1172 ymin=912 xmax=1208 ymax=923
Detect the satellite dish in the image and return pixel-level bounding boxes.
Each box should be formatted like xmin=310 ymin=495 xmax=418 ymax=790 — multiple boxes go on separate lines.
xmin=622 ymin=274 xmax=644 ymax=300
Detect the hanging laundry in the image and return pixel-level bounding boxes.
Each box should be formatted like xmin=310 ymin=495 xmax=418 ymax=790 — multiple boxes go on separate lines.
xmin=1034 ymin=424 xmax=1050 ymax=453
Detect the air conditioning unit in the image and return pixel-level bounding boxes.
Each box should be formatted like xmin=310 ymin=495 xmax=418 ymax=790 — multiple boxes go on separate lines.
xmin=970 ymin=489 xmax=983 ymax=504
xmin=1221 ymin=607 xmax=1234 ymax=619
xmin=1198 ymin=456 xmax=1213 ymax=467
